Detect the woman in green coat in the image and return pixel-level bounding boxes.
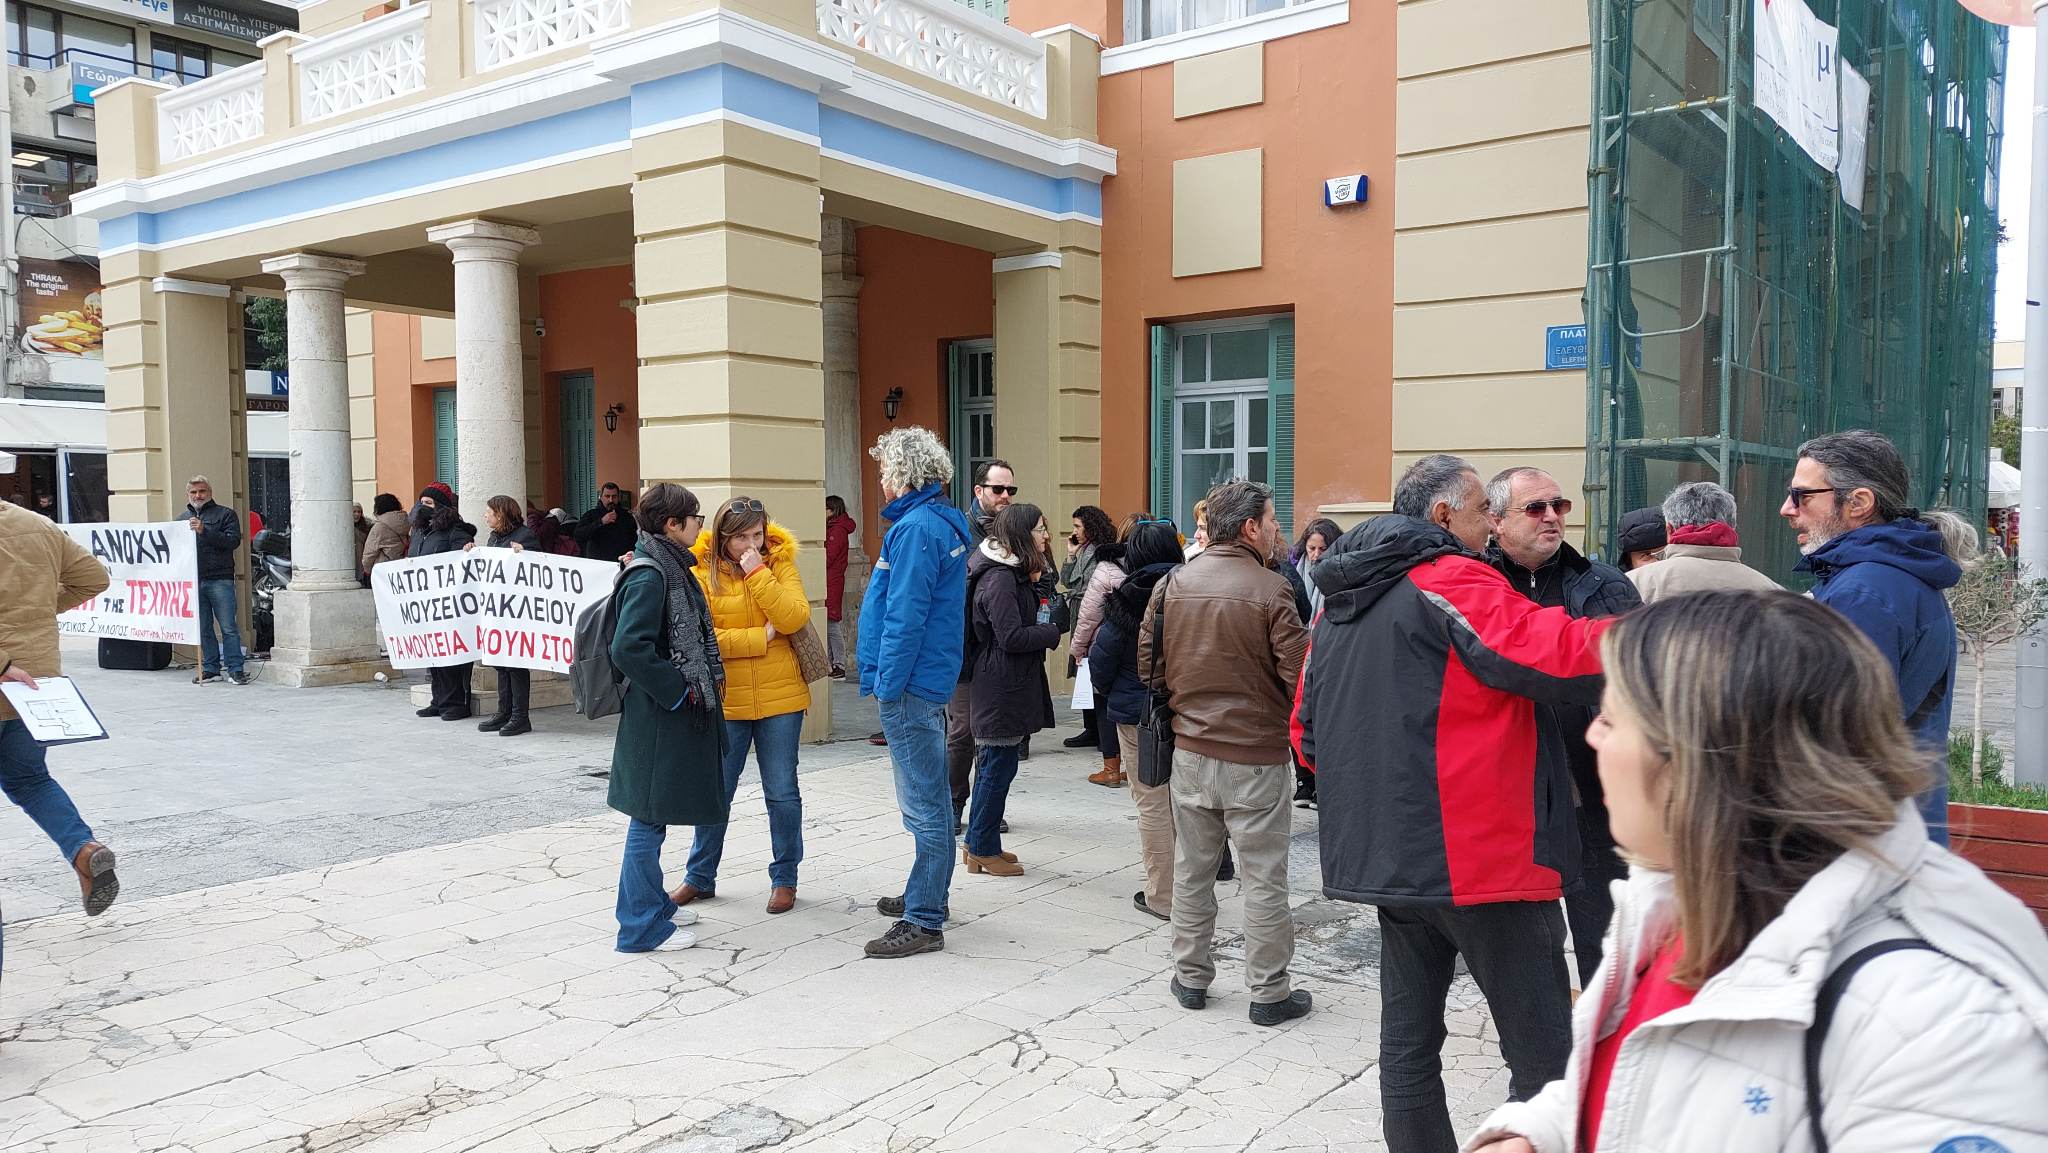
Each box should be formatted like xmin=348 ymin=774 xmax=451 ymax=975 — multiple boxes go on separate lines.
xmin=610 ymin=482 xmax=730 ymax=952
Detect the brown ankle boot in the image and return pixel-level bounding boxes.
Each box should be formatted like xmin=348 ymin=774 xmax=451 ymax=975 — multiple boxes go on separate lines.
xmin=1089 ymin=757 xmax=1125 ymax=787
xmin=963 ymin=846 xmax=1023 ymax=877
xmin=73 ymin=841 xmax=118 ymax=916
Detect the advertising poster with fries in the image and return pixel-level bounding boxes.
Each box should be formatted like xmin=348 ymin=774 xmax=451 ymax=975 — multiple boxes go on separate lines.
xmin=18 ymin=259 xmax=103 ymax=359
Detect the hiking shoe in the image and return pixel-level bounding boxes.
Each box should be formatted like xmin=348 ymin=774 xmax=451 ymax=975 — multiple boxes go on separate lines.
xmin=1169 ymin=978 xmax=1207 ymax=1010
xmin=193 ymin=671 xmax=222 ymax=685
xmin=878 ymin=896 xmax=949 ymax=920
xmin=1134 ymin=891 xmax=1168 ymax=921
xmin=865 ymin=919 xmax=944 ymax=958
xmin=226 ymin=671 xmax=254 ymax=685
xmin=1250 ymin=990 xmax=1313 ymax=1027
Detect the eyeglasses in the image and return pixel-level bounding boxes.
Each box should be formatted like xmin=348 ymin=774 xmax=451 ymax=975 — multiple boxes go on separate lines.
xmin=1514 ymin=498 xmax=1573 ymax=519
xmin=980 ymin=484 xmax=1019 ymax=496
xmin=1785 ymin=486 xmax=1838 ymax=507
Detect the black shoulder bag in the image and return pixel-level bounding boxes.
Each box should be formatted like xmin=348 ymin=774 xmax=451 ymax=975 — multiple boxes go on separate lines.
xmin=1804 ymin=937 xmax=1939 ymax=1152
xmin=1136 ymin=575 xmax=1176 ymax=787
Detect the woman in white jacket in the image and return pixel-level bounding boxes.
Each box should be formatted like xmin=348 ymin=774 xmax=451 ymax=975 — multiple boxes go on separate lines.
xmin=1469 ymin=590 xmax=2048 ymax=1153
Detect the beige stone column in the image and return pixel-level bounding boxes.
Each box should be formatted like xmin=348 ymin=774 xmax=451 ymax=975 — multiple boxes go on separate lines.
xmin=259 ymin=253 xmax=382 ymax=686
xmin=821 ymin=215 xmax=868 ymax=641
xmin=428 ymin=219 xmax=541 ymax=509
xmin=632 ymin=120 xmax=828 ymax=738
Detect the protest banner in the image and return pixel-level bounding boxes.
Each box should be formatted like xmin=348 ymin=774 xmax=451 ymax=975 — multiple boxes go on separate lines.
xmin=372 ymin=547 xmax=619 ymax=673
xmin=58 ymin=521 xmax=200 ymax=644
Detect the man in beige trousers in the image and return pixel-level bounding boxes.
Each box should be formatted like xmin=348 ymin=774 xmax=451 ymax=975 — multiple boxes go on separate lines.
xmin=1139 ymin=480 xmax=1310 ymax=1026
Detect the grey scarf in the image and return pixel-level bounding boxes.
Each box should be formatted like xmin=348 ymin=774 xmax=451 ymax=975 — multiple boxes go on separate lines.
xmin=638 ymin=530 xmax=724 ymax=711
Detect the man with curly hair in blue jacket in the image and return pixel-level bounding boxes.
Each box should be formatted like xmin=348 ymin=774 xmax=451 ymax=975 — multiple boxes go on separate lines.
xmin=858 ymin=426 xmax=974 ymax=958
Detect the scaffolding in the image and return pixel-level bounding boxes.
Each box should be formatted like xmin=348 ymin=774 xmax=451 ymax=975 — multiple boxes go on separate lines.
xmin=1583 ymin=0 xmax=2006 ymax=582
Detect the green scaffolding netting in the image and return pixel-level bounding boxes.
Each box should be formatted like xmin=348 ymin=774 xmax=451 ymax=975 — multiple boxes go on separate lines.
xmin=1583 ymin=0 xmax=2005 ymax=583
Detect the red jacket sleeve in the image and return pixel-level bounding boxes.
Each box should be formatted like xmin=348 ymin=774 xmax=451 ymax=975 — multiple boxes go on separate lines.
xmin=1409 ymin=557 xmax=1610 ymax=706
xmin=1290 ymin=609 xmax=1319 ymax=770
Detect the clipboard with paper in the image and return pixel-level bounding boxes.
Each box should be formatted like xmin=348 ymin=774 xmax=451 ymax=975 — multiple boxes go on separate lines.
xmin=1 ymin=677 xmax=111 ymax=746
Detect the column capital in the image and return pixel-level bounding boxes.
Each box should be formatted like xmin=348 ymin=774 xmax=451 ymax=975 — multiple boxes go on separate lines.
xmin=428 ymin=219 xmax=541 ymax=262
xmin=152 ymin=277 xmax=233 ymax=298
xmin=260 ymin=253 xmax=367 ymax=291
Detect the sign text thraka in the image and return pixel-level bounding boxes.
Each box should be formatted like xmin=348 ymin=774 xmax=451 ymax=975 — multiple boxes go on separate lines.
xmin=372 ymin=549 xmax=616 ymax=674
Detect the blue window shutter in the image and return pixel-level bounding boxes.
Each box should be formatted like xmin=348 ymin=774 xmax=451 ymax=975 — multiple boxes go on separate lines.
xmin=433 ymin=387 xmax=458 ymax=492
xmin=1150 ymin=325 xmax=1175 ymax=518
xmin=1268 ymin=316 xmax=1296 ymax=538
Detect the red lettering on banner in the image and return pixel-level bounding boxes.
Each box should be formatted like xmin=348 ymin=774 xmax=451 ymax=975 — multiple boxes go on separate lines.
xmin=124 ymin=579 xmax=197 ymax=619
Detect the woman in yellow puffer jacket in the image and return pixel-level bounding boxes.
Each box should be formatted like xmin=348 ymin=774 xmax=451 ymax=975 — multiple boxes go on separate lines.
xmin=672 ymin=497 xmax=815 ymax=916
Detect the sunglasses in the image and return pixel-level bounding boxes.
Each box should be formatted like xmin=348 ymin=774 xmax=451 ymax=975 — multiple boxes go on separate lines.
xmin=980 ymin=484 xmax=1019 ymax=496
xmin=724 ymin=498 xmax=766 ymax=514
xmin=1513 ymin=498 xmax=1573 ymax=519
xmin=1785 ymin=486 xmax=1838 ymax=507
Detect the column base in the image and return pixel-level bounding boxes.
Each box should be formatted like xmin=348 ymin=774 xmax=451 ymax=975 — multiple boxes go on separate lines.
xmin=267 ymin=587 xmax=388 ymax=687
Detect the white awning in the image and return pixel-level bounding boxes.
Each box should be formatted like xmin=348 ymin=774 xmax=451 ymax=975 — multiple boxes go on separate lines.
xmin=0 ymin=398 xmax=105 ymax=451
xmin=1990 ymin=456 xmax=2023 ymax=509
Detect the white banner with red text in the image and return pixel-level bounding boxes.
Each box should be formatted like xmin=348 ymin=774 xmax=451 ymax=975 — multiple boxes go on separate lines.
xmin=371 ymin=548 xmax=619 ymax=673
xmin=57 ymin=521 xmax=200 ymax=644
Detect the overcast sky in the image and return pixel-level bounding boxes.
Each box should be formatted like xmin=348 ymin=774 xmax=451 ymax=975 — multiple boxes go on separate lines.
xmin=1997 ymin=31 xmax=2034 ymax=340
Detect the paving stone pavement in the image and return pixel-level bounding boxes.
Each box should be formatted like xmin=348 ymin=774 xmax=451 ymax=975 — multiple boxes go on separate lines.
xmin=0 ymin=651 xmax=1519 ymax=1152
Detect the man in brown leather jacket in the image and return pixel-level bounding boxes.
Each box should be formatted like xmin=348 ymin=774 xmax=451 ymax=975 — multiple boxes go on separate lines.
xmin=1138 ymin=479 xmax=1311 ymax=1026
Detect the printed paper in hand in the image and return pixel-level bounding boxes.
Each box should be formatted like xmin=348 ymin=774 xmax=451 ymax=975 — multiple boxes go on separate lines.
xmin=1071 ymin=662 xmax=1095 ymax=712
xmin=1 ymin=677 xmax=110 ymax=745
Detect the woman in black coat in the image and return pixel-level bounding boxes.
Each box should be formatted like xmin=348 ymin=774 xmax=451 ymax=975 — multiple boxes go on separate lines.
xmin=1085 ymin=522 xmax=1187 ymax=919
xmin=609 ymin=482 xmax=728 ymax=952
xmin=467 ymin=494 xmax=540 ymax=737
xmin=963 ymin=503 xmax=1066 ymax=877
xmin=408 ymin=483 xmax=478 ymax=721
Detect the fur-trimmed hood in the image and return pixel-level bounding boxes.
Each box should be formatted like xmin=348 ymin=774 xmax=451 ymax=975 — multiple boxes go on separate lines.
xmin=691 ymin=521 xmax=799 ymax=575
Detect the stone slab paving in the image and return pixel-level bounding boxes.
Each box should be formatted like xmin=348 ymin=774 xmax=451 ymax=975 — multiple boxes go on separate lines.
xmin=2 ymin=748 xmax=1514 ymax=1151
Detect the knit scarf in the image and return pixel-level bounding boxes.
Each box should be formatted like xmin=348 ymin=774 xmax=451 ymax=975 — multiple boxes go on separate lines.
xmin=638 ymin=529 xmax=724 ymax=711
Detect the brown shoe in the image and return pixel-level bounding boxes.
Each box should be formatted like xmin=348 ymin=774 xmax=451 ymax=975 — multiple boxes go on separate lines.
xmin=963 ymin=847 xmax=1023 ymax=877
xmin=73 ymin=841 xmax=118 ymax=916
xmin=1089 ymin=758 xmax=1126 ymax=788
xmin=767 ymin=886 xmax=796 ymax=915
xmin=669 ymin=883 xmax=714 ymax=906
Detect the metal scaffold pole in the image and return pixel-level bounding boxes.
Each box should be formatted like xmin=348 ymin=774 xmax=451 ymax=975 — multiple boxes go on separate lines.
xmin=2019 ymin=6 xmax=2048 ymax=785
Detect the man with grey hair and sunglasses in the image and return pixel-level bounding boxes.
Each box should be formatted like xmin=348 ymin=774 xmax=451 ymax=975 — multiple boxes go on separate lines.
xmin=1481 ymin=467 xmax=1638 ymax=993
xmin=1630 ymin=479 xmax=1780 ymax=602
xmin=1293 ymin=453 xmax=1614 ymax=1153
xmin=1783 ymin=429 xmax=1972 ymax=845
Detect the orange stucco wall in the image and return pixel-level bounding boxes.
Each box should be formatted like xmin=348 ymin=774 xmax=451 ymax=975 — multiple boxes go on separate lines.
xmin=1015 ymin=2 xmax=1398 ymax=520
xmin=538 ymin=265 xmax=639 ymax=512
xmin=854 ymin=226 xmax=993 ymax=558
xmin=372 ymin=312 xmax=453 ymax=502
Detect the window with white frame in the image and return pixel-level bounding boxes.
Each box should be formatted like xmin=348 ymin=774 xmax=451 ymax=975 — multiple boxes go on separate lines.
xmin=1124 ymin=0 xmax=1298 ymax=45
xmin=1172 ymin=323 xmax=1271 ymax=533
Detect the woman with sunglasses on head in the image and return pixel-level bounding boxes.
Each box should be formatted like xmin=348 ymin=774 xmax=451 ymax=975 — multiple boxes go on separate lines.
xmin=671 ymin=495 xmax=815 ymax=916
xmin=608 ymin=483 xmax=725 ymax=952
xmin=1466 ymin=590 xmax=2048 ymax=1153
xmin=962 ymin=503 xmax=1067 ymax=877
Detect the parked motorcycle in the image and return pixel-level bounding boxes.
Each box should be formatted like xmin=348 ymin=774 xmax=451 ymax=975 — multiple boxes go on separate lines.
xmin=250 ymin=528 xmax=292 ymax=657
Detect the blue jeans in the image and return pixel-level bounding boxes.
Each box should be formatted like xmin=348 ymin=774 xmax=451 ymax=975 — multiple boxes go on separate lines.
xmin=615 ymin=818 xmax=682 ymax=952
xmin=965 ymin=743 xmax=1021 ymax=858
xmin=197 ymin=578 xmax=245 ymax=676
xmin=1 ymin=719 xmax=94 ymax=863
xmin=879 ymin=693 xmax=954 ymax=932
xmin=686 ymin=711 xmax=805 ymax=891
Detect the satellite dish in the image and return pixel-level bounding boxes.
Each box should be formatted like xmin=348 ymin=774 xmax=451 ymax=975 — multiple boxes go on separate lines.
xmin=1953 ymin=0 xmax=2035 ymax=26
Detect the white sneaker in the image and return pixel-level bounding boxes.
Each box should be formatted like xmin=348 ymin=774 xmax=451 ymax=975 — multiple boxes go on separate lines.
xmin=671 ymin=907 xmax=699 ymax=926
xmin=658 ymin=929 xmax=698 ymax=951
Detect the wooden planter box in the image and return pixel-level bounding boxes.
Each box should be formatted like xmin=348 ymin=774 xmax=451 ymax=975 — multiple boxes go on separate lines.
xmin=1950 ymin=802 xmax=2048 ymax=928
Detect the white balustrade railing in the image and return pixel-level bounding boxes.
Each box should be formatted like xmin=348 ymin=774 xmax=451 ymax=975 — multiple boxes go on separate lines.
xmin=295 ymin=4 xmax=431 ymax=124
xmin=818 ymin=0 xmax=1047 ymax=117
xmin=157 ymin=63 xmax=266 ymax=163
xmin=474 ymin=0 xmax=631 ymax=72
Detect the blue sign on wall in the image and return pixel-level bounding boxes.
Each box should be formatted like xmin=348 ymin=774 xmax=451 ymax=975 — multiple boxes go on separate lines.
xmin=67 ymin=59 xmax=129 ymax=106
xmin=1545 ymin=324 xmax=1641 ymax=371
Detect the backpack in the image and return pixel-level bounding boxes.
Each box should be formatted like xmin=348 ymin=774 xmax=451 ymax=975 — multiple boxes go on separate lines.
xmin=570 ymin=557 xmax=658 ymax=719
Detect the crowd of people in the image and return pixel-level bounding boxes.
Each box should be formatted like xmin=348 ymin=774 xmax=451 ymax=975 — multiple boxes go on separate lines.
xmin=5 ymin=415 xmax=2048 ymax=1149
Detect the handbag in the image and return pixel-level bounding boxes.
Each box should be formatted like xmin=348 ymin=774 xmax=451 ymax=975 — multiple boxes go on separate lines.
xmin=788 ymin=618 xmax=832 ymax=684
xmin=1135 ymin=574 xmax=1176 ymax=788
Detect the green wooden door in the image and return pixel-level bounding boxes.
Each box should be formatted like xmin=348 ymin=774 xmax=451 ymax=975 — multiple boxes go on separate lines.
xmin=432 ymin=388 xmax=458 ymax=491
xmin=559 ymin=373 xmax=596 ymax=515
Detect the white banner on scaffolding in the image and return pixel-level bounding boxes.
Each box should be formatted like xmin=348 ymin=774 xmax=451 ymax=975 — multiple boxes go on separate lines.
xmin=1752 ymin=0 xmax=1839 ymax=171
xmin=1838 ymin=63 xmax=1871 ymax=211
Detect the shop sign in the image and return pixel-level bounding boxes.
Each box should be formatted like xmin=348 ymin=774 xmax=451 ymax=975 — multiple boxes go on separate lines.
xmin=172 ymin=0 xmax=295 ymax=43
xmin=68 ymin=0 xmax=172 ymax=26
xmin=67 ymin=58 xmax=130 ymax=106
xmin=18 ymin=260 xmax=103 ymax=360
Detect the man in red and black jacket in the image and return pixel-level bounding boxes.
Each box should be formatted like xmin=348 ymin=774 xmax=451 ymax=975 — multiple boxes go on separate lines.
xmin=1291 ymin=454 xmax=1613 ymax=1153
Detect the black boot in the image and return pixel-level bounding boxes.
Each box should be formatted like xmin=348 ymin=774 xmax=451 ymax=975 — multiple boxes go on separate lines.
xmin=498 ymin=714 xmax=531 ymax=737
xmin=478 ymin=710 xmax=509 ymax=733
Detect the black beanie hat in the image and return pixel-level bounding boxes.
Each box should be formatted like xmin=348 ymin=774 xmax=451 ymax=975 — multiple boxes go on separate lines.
xmin=1615 ymin=507 xmax=1667 ymax=569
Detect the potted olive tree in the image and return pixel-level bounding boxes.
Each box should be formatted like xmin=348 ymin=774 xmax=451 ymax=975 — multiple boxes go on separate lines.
xmin=1946 ymin=549 xmax=2048 ymax=925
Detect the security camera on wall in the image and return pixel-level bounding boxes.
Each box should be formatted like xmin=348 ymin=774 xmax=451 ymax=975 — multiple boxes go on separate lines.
xmin=533 ymin=318 xmax=546 ymax=339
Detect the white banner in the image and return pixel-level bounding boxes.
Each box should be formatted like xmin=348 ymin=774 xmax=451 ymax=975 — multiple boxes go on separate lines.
xmin=1752 ymin=0 xmax=1839 ymax=171
xmin=57 ymin=521 xmax=200 ymax=644
xmin=1838 ymin=63 xmax=1871 ymax=211
xmin=372 ymin=547 xmax=620 ymax=673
